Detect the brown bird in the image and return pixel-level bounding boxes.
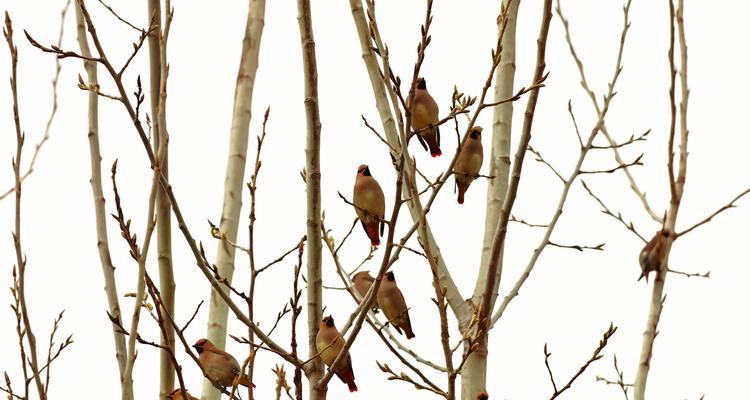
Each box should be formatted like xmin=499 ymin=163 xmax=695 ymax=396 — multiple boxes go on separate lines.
xmin=353 ymin=164 xmax=385 ymax=247
xmin=454 ymin=126 xmax=484 ymax=204
xmin=193 ymin=338 xmax=255 ymax=388
xmin=166 ymin=389 xmax=198 ymax=400
xmin=316 ymin=316 xmax=357 ymax=392
xmin=638 ymin=229 xmax=671 ymax=282
xmin=408 ymin=77 xmax=441 ymax=157
xmin=352 ymin=271 xmax=374 ymax=299
xmin=477 ymin=390 xmax=490 ymax=400
xmin=377 ymin=271 xmax=415 ymax=339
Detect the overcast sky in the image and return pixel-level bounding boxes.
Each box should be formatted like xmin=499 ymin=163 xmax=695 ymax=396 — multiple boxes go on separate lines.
xmin=1 ymin=1 xmax=749 ymax=399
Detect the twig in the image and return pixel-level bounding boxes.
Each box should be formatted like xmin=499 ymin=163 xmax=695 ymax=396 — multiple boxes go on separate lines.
xmin=581 ymin=181 xmax=646 ymax=242
xmin=97 ymin=0 xmax=141 ymax=31
xmin=377 ymin=362 xmax=447 ymax=397
xmin=676 ymin=186 xmax=750 ymax=237
xmin=528 ymin=145 xmax=565 ymax=183
xmin=548 ymin=241 xmax=605 ymax=252
xmin=5 ymin=13 xmax=47 ymax=400
xmin=548 ymin=324 xmax=617 ymax=399
xmin=596 ymin=355 xmax=631 ymax=400
xmin=0 ymin=0 xmax=70 ymax=201
xmin=558 ymin=0 xmax=661 ymax=223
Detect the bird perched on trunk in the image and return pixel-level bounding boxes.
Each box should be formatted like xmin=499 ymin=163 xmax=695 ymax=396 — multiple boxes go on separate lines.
xmin=352 ymin=271 xmax=378 ymax=311
xmin=454 ymin=126 xmax=484 ymax=204
xmin=377 ymin=271 xmax=415 ymax=339
xmin=407 ymin=77 xmax=441 ymax=157
xmin=638 ymin=229 xmax=671 ymax=282
xmin=316 ymin=316 xmax=358 ymax=392
xmin=193 ymin=338 xmax=255 ymax=388
xmin=353 ymin=164 xmax=385 ymax=247
xmin=167 ymin=389 xmax=198 ymax=400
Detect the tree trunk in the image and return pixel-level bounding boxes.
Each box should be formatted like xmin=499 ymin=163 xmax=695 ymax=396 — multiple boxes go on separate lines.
xmin=462 ymin=1 xmax=519 ymax=399
xmin=75 ymin=2 xmax=129 ymax=393
xmin=297 ymin=1 xmax=326 ymax=398
xmin=201 ymin=1 xmax=266 ymax=399
xmin=147 ymin=1 xmax=177 ymax=397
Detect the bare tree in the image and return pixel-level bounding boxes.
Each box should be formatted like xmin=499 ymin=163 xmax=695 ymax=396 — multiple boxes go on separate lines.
xmin=7 ymin=1 xmax=748 ymax=400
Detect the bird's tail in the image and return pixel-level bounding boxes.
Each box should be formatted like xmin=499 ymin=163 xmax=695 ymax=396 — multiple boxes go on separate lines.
xmin=347 ymin=379 xmax=358 ymax=393
xmin=365 ymin=222 xmax=381 ymax=247
xmin=457 ymin=182 xmax=469 ymax=204
xmin=427 ymin=128 xmax=442 ymax=157
xmin=337 ymin=369 xmax=358 ymax=392
xmin=404 ymin=322 xmax=416 ymax=340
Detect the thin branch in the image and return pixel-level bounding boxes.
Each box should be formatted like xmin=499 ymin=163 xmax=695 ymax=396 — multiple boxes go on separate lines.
xmin=97 ymin=0 xmax=141 ymax=31
xmin=5 ymin=13 xmax=47 ymax=400
xmin=547 ymin=241 xmax=605 ymax=252
xmin=676 ymin=186 xmax=750 ymax=237
xmin=581 ymin=181 xmax=646 ymax=242
xmin=548 ymin=324 xmax=617 ymax=399
xmin=0 ymin=0 xmax=70 ymax=201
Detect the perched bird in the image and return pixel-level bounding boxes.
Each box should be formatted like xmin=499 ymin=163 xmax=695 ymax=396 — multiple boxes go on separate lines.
xmin=454 ymin=126 xmax=484 ymax=204
xmin=638 ymin=229 xmax=671 ymax=282
xmin=408 ymin=77 xmax=441 ymax=157
xmin=353 ymin=164 xmax=385 ymax=247
xmin=193 ymin=338 xmax=255 ymax=388
xmin=352 ymin=271 xmax=375 ymax=300
xmin=377 ymin=271 xmax=415 ymax=339
xmin=316 ymin=316 xmax=358 ymax=392
xmin=477 ymin=391 xmax=490 ymax=400
xmin=166 ymin=389 xmax=198 ymax=400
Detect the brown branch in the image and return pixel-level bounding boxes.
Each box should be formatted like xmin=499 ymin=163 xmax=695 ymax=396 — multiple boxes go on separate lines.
xmin=580 ymin=154 xmax=643 ymax=175
xmin=5 ymin=13 xmax=47 ymax=400
xmin=547 ymin=241 xmax=605 ymax=252
xmin=97 ymin=0 xmax=141 ymax=31
xmin=0 ymin=0 xmax=70 ymax=202
xmin=377 ymin=362 xmax=447 ymax=398
xmin=528 ymin=145 xmax=565 ymax=183
xmin=548 ymin=324 xmax=617 ymax=399
xmin=676 ymin=186 xmax=750 ymax=238
xmin=581 ymin=181 xmax=647 ymax=242
xmin=596 ymin=355 xmax=631 ymax=400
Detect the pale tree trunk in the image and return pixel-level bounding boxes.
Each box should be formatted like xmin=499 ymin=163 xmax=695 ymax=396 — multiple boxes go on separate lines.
xmin=634 ymin=1 xmax=688 ymax=397
xmin=462 ymin=1 xmax=519 ymax=398
xmin=74 ymin=2 xmax=129 ymax=392
xmin=202 ymin=1 xmax=266 ymax=399
xmin=297 ymin=1 xmax=325 ymax=399
xmin=147 ymin=0 xmax=177 ymax=397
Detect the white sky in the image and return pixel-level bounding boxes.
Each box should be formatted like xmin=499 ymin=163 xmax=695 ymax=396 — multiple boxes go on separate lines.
xmin=1 ymin=1 xmax=749 ymax=399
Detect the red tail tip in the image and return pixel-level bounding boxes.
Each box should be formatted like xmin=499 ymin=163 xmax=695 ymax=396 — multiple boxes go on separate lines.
xmin=431 ymin=150 xmax=442 ymax=157
xmin=348 ymin=382 xmax=358 ymax=392
xmin=371 ymin=239 xmax=380 ymax=247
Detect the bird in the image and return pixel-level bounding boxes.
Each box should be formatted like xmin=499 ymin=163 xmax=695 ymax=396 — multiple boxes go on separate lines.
xmin=193 ymin=338 xmax=255 ymax=388
xmin=477 ymin=391 xmax=490 ymax=400
xmin=377 ymin=271 xmax=415 ymax=339
xmin=638 ymin=229 xmax=671 ymax=282
xmin=352 ymin=271 xmax=379 ymax=312
xmin=407 ymin=77 xmax=441 ymax=157
xmin=454 ymin=126 xmax=484 ymax=204
xmin=316 ymin=316 xmax=358 ymax=392
xmin=353 ymin=164 xmax=385 ymax=247
xmin=166 ymin=389 xmax=198 ymax=400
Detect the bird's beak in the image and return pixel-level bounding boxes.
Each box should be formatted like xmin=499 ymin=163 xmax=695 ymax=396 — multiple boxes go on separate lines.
xmin=192 ymin=344 xmax=200 ymax=352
